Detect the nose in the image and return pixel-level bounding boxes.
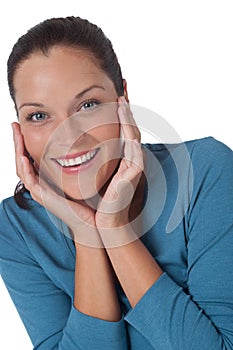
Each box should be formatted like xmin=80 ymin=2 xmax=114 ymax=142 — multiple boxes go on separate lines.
xmin=54 ymin=116 xmax=86 ymax=147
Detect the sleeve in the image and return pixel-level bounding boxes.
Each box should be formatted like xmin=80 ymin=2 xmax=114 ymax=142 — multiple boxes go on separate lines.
xmin=124 ymin=138 xmax=233 ymax=349
xmin=0 ymin=202 xmax=128 ymax=350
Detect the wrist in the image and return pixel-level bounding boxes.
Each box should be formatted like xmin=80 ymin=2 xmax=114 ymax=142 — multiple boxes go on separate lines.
xmin=98 ymin=223 xmax=139 ymax=249
xmin=72 ymin=226 xmax=104 ymax=249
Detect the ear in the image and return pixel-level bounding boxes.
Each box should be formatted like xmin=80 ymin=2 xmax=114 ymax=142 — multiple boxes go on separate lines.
xmin=122 ymin=79 xmax=129 ymax=103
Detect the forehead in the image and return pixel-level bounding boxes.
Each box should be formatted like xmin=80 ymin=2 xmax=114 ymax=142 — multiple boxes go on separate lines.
xmin=13 ymin=46 xmax=114 ymax=101
xmin=15 ymin=46 xmax=103 ymax=79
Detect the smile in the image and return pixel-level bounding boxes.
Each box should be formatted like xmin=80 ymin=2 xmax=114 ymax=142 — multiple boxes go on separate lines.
xmin=55 ymin=149 xmax=99 ymax=168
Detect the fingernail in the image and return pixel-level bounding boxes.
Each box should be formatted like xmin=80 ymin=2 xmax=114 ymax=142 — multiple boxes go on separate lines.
xmin=11 ymin=124 xmax=16 ymax=140
xmin=119 ymin=96 xmax=127 ymax=104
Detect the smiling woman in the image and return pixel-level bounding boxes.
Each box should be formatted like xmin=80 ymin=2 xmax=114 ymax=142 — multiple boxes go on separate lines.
xmin=14 ymin=46 xmax=122 ymax=200
xmin=1 ymin=15 xmax=233 ymax=350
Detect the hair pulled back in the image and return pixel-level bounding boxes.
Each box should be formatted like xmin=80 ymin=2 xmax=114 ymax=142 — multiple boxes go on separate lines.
xmin=7 ymin=16 xmax=124 ymax=208
xmin=8 ymin=16 xmax=124 ymax=102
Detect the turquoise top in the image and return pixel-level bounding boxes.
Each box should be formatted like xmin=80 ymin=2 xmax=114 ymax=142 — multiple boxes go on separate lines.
xmin=1 ymin=137 xmax=233 ymax=349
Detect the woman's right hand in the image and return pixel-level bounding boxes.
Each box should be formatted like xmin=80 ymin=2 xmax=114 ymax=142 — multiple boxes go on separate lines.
xmin=12 ymin=122 xmax=102 ymax=247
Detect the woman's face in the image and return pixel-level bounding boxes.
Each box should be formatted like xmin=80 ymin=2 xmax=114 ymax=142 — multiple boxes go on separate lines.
xmin=14 ymin=46 xmax=122 ymax=200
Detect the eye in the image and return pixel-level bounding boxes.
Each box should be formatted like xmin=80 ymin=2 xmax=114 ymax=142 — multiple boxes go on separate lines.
xmin=27 ymin=112 xmax=47 ymax=122
xmin=80 ymin=100 xmax=99 ymax=111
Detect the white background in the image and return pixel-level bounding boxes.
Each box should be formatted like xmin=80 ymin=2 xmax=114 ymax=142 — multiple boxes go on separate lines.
xmin=0 ymin=1 xmax=232 ymax=348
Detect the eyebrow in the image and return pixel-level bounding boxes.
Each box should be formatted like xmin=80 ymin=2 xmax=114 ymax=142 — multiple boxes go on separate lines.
xmin=18 ymin=85 xmax=106 ymax=110
xmin=18 ymin=102 xmax=45 ymax=110
xmin=75 ymin=85 xmax=105 ymax=99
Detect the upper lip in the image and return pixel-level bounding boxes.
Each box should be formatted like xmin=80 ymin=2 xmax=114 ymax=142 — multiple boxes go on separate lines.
xmin=54 ymin=150 xmax=94 ymax=160
xmin=51 ymin=148 xmax=99 ymax=167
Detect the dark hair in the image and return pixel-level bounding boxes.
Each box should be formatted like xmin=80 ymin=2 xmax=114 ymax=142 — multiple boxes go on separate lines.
xmin=7 ymin=16 xmax=124 ymax=208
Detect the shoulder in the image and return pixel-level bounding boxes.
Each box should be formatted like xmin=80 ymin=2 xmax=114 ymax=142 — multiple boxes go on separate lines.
xmin=144 ymin=136 xmax=232 ymax=161
xmin=0 ymin=193 xmax=71 ymax=256
xmin=0 ymin=196 xmax=38 ymax=271
xmin=174 ymin=136 xmax=233 ymax=211
xmin=185 ymin=138 xmax=233 ymax=244
xmin=0 ymin=195 xmax=44 ymax=255
xmin=185 ymin=136 xmax=233 ymax=166
xmin=0 ymin=193 xmax=42 ymax=231
xmin=143 ymin=137 xmax=233 ymax=233
xmin=144 ymin=136 xmax=233 ymax=177
xmin=185 ymin=137 xmax=233 ymax=191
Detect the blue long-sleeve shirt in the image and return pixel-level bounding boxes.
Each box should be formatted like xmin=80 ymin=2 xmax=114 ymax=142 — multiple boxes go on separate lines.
xmin=0 ymin=137 xmax=233 ymax=349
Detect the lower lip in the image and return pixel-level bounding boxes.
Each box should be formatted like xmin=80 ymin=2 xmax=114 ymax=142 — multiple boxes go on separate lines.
xmin=53 ymin=149 xmax=99 ymax=174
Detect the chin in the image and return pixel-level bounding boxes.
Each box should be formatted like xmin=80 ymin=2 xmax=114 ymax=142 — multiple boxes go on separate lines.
xmin=61 ymin=178 xmax=104 ymax=202
xmin=64 ymin=188 xmax=98 ymax=201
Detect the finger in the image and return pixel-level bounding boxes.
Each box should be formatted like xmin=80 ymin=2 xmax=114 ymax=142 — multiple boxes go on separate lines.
xmin=38 ymin=177 xmax=98 ymax=238
xmin=20 ymin=156 xmax=66 ymax=212
xmin=101 ymin=140 xmax=143 ymax=206
xmin=20 ymin=155 xmax=39 ymax=195
xmin=12 ymin=122 xmax=29 ymax=179
xmin=117 ymin=140 xmax=142 ymax=172
xmin=11 ymin=123 xmax=27 ymax=176
xmin=124 ymin=138 xmax=144 ymax=170
xmin=117 ymin=97 xmax=143 ymax=169
xmin=118 ymin=96 xmax=141 ymax=142
xmin=21 ymin=155 xmax=95 ymax=231
xmin=12 ymin=124 xmax=39 ymax=198
xmin=12 ymin=122 xmax=26 ymax=157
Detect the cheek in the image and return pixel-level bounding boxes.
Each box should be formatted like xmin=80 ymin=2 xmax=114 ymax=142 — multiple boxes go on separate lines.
xmin=92 ymin=124 xmax=120 ymax=143
xmin=21 ymin=128 xmax=49 ymax=163
xmin=95 ymin=125 xmax=122 ymax=180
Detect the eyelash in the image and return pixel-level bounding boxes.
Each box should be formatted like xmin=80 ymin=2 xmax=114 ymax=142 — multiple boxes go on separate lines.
xmin=26 ymin=111 xmax=48 ymax=122
xmin=80 ymin=99 xmax=100 ymax=111
xmin=26 ymin=99 xmax=100 ymax=122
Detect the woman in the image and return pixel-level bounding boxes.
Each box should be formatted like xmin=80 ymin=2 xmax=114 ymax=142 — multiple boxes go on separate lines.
xmin=1 ymin=16 xmax=233 ymax=349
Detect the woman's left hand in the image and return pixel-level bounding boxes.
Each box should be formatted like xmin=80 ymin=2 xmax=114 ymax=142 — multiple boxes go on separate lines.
xmin=95 ymin=96 xmax=144 ymax=232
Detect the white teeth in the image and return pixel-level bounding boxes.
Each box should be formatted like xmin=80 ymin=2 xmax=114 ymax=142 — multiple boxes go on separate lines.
xmin=56 ymin=149 xmax=97 ymax=167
